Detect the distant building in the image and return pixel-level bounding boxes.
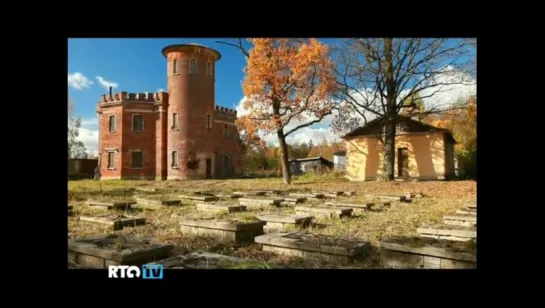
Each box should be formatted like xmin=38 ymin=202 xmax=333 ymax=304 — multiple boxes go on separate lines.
xmin=289 ymin=157 xmax=334 ymax=175
xmin=96 ymin=43 xmax=244 ymax=180
xmin=332 ymin=150 xmax=346 ymax=170
xmin=342 ymin=116 xmax=456 ymax=181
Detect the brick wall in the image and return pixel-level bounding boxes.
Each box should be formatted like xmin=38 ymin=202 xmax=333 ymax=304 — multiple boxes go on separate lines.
xmin=96 ymin=44 xmax=244 ymax=180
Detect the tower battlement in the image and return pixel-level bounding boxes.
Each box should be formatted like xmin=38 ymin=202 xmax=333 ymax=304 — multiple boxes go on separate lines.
xmin=99 ymin=91 xmax=167 ymax=105
xmin=215 ymin=105 xmax=237 ymax=117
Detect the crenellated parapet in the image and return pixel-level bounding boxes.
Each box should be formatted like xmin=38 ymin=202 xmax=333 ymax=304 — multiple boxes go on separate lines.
xmin=214 ymin=105 xmax=237 ymax=118
xmin=99 ymin=91 xmax=167 ymax=104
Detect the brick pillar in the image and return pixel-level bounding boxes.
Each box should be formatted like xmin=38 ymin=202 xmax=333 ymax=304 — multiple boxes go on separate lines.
xmin=155 ymin=92 xmax=168 ymax=180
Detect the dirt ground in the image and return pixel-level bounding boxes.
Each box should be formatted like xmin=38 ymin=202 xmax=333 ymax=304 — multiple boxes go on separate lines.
xmin=68 ymin=177 xmax=476 ymax=269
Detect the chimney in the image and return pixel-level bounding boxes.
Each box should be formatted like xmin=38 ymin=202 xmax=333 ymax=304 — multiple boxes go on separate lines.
xmin=109 ymin=86 xmax=112 ymax=96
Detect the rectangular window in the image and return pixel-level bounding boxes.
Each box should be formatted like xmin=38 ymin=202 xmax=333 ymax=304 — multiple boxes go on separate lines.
xmin=133 ymin=115 xmax=144 ymax=131
xmin=172 ymin=113 xmax=178 ymax=129
xmin=107 ymin=152 xmax=115 ymax=169
xmin=173 ymin=59 xmax=178 ymax=74
xmin=189 ymin=58 xmax=197 ymax=74
xmin=172 ymin=151 xmax=178 ymax=168
xmin=223 ymin=124 xmax=229 ymax=138
xmin=207 ymin=62 xmax=212 ymax=76
xmin=206 ymin=114 xmax=212 ymax=132
xmin=131 ymin=151 xmax=143 ymax=168
xmin=108 ymin=116 xmax=116 ymax=132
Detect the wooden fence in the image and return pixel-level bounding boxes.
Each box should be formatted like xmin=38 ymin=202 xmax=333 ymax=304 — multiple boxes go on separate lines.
xmin=68 ymin=158 xmax=98 ymax=179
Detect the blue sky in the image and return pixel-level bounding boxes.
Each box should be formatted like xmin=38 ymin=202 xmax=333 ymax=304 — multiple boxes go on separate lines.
xmin=68 ymin=38 xmax=475 ymax=155
xmin=68 ymin=38 xmax=257 ymax=116
xmin=68 ymin=38 xmax=343 ymax=153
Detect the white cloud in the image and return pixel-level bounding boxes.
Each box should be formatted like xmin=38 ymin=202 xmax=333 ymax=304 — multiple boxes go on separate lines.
xmin=77 ymin=117 xmax=99 ymax=155
xmin=234 ymin=68 xmax=476 ymax=147
xmin=77 ymin=127 xmax=99 ymax=156
xmin=157 ymin=88 xmax=166 ymax=92
xmin=68 ymin=72 xmax=93 ymax=90
xmin=96 ymin=76 xmax=119 ymax=90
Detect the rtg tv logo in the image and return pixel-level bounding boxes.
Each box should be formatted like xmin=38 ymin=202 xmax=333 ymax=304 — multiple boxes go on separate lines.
xmin=108 ymin=264 xmax=163 ymax=279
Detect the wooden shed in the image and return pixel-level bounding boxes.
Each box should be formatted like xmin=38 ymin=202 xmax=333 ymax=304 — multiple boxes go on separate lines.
xmin=289 ymin=157 xmax=334 ymax=175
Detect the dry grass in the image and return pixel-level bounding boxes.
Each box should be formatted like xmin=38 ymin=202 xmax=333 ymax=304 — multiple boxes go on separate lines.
xmin=68 ymin=177 xmax=476 ymax=269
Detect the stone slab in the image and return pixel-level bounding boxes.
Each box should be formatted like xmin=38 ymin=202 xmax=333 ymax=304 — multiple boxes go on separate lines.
xmin=179 ymin=195 xmax=219 ymax=202
xmin=417 ymin=224 xmax=476 ymax=241
xmin=444 ymin=215 xmax=477 ymax=227
xmin=289 ymin=193 xmax=325 ymax=199
xmin=233 ymin=191 xmax=267 ymax=196
xmin=258 ymin=214 xmax=314 ymax=233
xmin=465 ymin=204 xmax=477 ymax=209
xmin=255 ymin=232 xmax=370 ymax=262
xmin=135 ymin=197 xmax=182 ymax=206
xmin=257 ymin=214 xmax=314 ymax=225
xmin=135 ymin=187 xmax=159 ymax=192
xmin=370 ymin=194 xmax=407 ymax=202
xmin=68 ymin=234 xmax=173 ymax=268
xmin=196 ymin=203 xmax=247 ymax=213
xmin=79 ymin=214 xmax=146 ymax=230
xmin=180 ymin=219 xmax=265 ymax=244
xmin=239 ymin=198 xmax=284 ymax=206
xmin=343 ymin=191 xmax=356 ymax=196
xmin=322 ymin=191 xmax=344 ymax=198
xmin=295 ymin=206 xmax=352 ymax=219
xmin=146 ymin=252 xmax=275 ymax=269
xmin=283 ymin=197 xmax=306 ymax=204
xmin=456 ymin=208 xmax=477 ymax=216
xmin=325 ymin=201 xmax=374 ymax=210
xmin=194 ymin=191 xmax=216 ymax=196
xmin=406 ymin=192 xmax=425 ymax=198
xmin=85 ymin=200 xmax=136 ymax=210
xmin=380 ymin=236 xmax=476 ymax=269
xmin=216 ymin=193 xmax=244 ymax=199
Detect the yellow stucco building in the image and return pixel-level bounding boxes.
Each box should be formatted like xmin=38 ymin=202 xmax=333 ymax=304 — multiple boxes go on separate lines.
xmin=343 ymin=116 xmax=456 ymax=181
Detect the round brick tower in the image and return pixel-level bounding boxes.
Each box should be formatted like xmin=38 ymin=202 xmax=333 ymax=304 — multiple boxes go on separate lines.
xmin=162 ymin=43 xmax=221 ymax=180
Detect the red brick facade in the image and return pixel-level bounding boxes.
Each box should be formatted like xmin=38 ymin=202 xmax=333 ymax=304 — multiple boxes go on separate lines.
xmin=96 ymin=44 xmax=243 ymax=180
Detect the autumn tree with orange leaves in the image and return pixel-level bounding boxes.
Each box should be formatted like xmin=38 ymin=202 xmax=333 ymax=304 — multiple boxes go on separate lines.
xmin=221 ymin=38 xmax=337 ymax=185
xmin=425 ymin=95 xmax=476 ymax=178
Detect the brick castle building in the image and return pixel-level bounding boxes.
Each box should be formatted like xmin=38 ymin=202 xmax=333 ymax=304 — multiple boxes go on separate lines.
xmin=96 ymin=43 xmax=243 ymax=180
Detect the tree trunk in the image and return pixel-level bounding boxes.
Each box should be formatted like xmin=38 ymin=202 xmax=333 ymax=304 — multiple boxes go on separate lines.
xmin=382 ymin=38 xmax=397 ymax=181
xmin=277 ymin=129 xmax=292 ymax=185
xmin=382 ymin=119 xmax=396 ymax=180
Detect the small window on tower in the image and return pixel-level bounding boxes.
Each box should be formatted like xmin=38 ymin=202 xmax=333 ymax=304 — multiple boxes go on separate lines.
xmin=206 ymin=114 xmax=212 ymax=132
xmin=223 ymin=124 xmax=229 ymax=138
xmin=189 ymin=58 xmax=197 ymax=74
xmin=107 ymin=151 xmax=115 ymax=169
xmin=172 ymin=151 xmax=178 ymax=168
xmin=172 ymin=113 xmax=178 ymax=129
xmin=133 ymin=115 xmax=144 ymax=131
xmin=108 ymin=115 xmax=116 ymax=132
xmin=207 ymin=61 xmax=212 ymax=76
xmin=173 ymin=59 xmax=178 ymax=74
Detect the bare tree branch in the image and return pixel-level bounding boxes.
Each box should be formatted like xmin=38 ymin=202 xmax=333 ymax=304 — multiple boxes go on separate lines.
xmin=215 ymin=39 xmax=249 ymax=58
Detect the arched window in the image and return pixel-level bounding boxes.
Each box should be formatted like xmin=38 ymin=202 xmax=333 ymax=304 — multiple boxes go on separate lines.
xmin=172 ymin=59 xmax=178 ymax=74
xmin=223 ymin=124 xmax=229 ymax=138
xmin=207 ymin=61 xmax=212 ymax=76
xmin=189 ymin=58 xmax=197 ymax=74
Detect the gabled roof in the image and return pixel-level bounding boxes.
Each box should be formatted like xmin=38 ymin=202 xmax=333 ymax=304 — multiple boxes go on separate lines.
xmin=342 ymin=115 xmax=457 ymax=144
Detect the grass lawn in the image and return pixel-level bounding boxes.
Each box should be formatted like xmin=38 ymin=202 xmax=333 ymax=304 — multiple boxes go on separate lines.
xmin=68 ymin=177 xmax=476 ymax=269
